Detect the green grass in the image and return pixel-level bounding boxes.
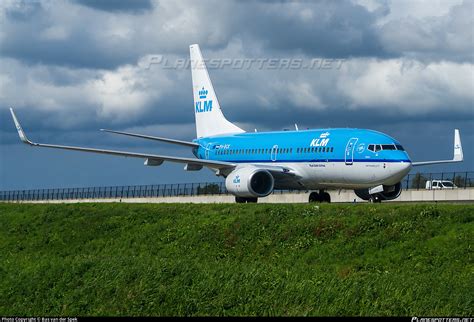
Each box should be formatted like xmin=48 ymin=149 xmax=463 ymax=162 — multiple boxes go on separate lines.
xmin=0 ymin=203 xmax=472 ymax=316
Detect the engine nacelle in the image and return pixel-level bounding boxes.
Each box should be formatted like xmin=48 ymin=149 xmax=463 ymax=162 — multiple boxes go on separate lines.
xmin=354 ymin=182 xmax=402 ymax=201
xmin=225 ymin=167 xmax=274 ymax=198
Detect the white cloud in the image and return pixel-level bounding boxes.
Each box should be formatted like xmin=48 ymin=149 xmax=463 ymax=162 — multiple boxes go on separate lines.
xmin=337 ymin=58 xmax=474 ymax=114
xmin=376 ymin=0 xmax=463 ymax=25
xmin=379 ymin=0 xmax=473 ymax=62
xmin=0 ymin=57 xmax=176 ymax=127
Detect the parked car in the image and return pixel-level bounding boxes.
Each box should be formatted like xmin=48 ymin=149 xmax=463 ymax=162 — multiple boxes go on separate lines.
xmin=425 ymin=180 xmax=458 ymax=190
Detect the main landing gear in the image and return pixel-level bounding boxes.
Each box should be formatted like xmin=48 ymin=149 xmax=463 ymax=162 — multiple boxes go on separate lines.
xmin=368 ymin=195 xmax=382 ymax=203
xmin=235 ymin=196 xmax=258 ymax=203
xmin=309 ymin=190 xmax=331 ymax=203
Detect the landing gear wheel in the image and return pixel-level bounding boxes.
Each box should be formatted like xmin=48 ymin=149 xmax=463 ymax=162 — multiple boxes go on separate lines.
xmin=235 ymin=197 xmax=246 ymax=203
xmin=309 ymin=192 xmax=320 ymax=203
xmin=235 ymin=197 xmax=258 ymax=203
xmin=369 ymin=195 xmax=381 ymax=203
xmin=321 ymin=192 xmax=331 ymax=203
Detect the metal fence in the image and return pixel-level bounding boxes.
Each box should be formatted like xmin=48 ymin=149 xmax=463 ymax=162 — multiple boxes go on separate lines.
xmin=0 ymin=171 xmax=472 ymax=202
xmin=404 ymin=171 xmax=474 ymax=190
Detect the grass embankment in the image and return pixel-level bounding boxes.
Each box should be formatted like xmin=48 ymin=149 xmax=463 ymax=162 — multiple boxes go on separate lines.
xmin=0 ymin=203 xmax=472 ymax=316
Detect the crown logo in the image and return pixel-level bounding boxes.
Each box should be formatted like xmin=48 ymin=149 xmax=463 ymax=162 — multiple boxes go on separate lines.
xmin=199 ymin=87 xmax=208 ymax=99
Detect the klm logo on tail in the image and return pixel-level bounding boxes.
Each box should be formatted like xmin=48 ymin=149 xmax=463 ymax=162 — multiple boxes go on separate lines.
xmin=195 ymin=87 xmax=213 ymax=113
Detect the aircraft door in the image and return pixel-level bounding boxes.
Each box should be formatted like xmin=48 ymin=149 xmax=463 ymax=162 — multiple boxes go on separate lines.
xmin=205 ymin=143 xmax=212 ymax=159
xmin=271 ymin=145 xmax=278 ymax=162
xmin=345 ymin=138 xmax=358 ymax=165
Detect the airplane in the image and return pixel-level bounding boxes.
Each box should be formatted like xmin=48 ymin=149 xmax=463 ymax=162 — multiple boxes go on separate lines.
xmin=10 ymin=44 xmax=464 ymax=203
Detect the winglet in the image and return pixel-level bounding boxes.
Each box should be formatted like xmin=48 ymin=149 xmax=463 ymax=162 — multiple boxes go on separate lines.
xmin=10 ymin=108 xmax=32 ymax=145
xmin=453 ymin=129 xmax=463 ymax=162
xmin=412 ymin=128 xmax=464 ymax=166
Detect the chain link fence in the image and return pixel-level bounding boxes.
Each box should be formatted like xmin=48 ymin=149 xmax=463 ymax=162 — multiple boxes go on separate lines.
xmin=1 ymin=171 xmax=472 ymax=202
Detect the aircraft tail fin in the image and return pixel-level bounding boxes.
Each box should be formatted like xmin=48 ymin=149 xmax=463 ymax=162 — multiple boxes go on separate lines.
xmin=189 ymin=44 xmax=245 ymax=138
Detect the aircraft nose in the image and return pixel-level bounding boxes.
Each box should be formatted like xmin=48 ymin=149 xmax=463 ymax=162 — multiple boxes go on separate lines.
xmin=385 ymin=161 xmax=412 ymax=185
xmin=398 ymin=161 xmax=412 ymax=173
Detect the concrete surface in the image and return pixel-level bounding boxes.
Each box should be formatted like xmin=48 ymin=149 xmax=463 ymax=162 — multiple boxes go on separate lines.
xmin=6 ymin=188 xmax=474 ymax=204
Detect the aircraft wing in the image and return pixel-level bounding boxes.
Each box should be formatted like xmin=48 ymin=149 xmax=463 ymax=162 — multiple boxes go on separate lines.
xmin=10 ymin=108 xmax=234 ymax=171
xmin=100 ymin=129 xmax=199 ymax=147
xmin=412 ymin=129 xmax=463 ymax=166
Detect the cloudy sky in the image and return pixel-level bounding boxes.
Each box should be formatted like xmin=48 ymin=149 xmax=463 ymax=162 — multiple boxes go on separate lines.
xmin=0 ymin=0 xmax=473 ymax=190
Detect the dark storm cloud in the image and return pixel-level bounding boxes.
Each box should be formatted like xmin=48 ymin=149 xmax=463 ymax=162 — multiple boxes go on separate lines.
xmin=240 ymin=0 xmax=390 ymax=59
xmin=0 ymin=2 xmax=138 ymax=69
xmin=0 ymin=0 xmax=473 ymax=190
xmin=74 ymin=0 xmax=153 ymax=13
xmin=1 ymin=0 xmax=469 ymax=71
xmin=0 ymin=27 xmax=137 ymax=69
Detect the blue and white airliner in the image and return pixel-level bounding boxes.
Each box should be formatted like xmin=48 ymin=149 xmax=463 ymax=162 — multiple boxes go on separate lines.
xmin=10 ymin=44 xmax=464 ymax=203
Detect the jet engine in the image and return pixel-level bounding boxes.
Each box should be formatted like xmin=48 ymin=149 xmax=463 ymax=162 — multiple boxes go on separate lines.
xmin=354 ymin=182 xmax=402 ymax=202
xmin=225 ymin=167 xmax=274 ymax=198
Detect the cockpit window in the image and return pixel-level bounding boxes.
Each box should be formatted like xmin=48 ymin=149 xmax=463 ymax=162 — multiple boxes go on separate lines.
xmin=396 ymin=144 xmax=405 ymax=151
xmin=368 ymin=144 xmax=375 ymax=152
xmin=381 ymin=144 xmax=397 ymax=150
xmin=375 ymin=145 xmax=382 ymax=152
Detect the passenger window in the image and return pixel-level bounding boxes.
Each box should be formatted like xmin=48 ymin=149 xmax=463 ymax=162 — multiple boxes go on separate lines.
xmin=331 ymin=147 xmax=334 ymax=152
